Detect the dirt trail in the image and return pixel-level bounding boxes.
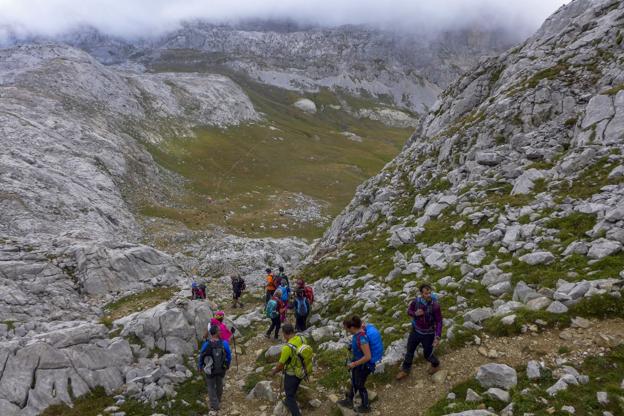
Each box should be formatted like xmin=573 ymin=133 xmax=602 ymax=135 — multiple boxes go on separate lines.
xmin=203 ymin=279 xmax=624 ymax=416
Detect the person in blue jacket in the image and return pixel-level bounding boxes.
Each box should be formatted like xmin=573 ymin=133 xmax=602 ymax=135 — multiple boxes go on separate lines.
xmin=338 ymin=316 xmax=373 ymax=413
xmin=198 ymin=325 xmax=232 ymax=415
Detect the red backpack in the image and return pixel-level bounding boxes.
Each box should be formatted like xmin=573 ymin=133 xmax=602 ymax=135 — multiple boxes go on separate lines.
xmin=304 ymin=286 xmax=314 ymax=304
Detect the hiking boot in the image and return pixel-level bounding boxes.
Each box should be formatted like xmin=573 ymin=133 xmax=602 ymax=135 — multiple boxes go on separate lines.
xmin=428 ymin=365 xmax=441 ymax=375
xmin=355 ymin=405 xmax=371 ymax=413
xmin=265 ymin=333 xmax=271 ymax=339
xmin=395 ymin=370 xmax=409 ymax=380
xmin=336 ymin=398 xmax=354 ymax=408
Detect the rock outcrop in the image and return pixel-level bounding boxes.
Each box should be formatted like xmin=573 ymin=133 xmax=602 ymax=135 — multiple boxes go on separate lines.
xmin=35 ymin=23 xmax=517 ymax=115
xmin=0 ymin=297 xmax=210 ymax=415
xmin=302 ymin=0 xmax=624 ymax=374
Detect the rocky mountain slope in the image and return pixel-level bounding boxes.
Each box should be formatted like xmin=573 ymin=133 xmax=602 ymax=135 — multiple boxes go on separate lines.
xmin=296 ymin=0 xmax=624 ymax=411
xmin=54 ymin=22 xmax=515 ymax=115
xmin=0 ymin=43 xmax=307 ymax=416
xmin=4 ymin=0 xmax=624 ymax=415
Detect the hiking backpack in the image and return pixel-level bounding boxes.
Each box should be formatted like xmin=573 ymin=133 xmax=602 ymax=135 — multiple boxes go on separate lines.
xmin=202 ymin=340 xmax=228 ymax=376
xmin=355 ymin=324 xmax=384 ymax=371
xmin=295 ymin=297 xmax=309 ymax=317
xmin=233 ymin=277 xmax=246 ymax=292
xmin=265 ymin=299 xmax=279 ymax=319
xmin=286 ymin=336 xmax=314 ymax=381
xmin=303 ymin=286 xmax=314 ymax=304
xmin=280 ymin=286 xmax=290 ymax=303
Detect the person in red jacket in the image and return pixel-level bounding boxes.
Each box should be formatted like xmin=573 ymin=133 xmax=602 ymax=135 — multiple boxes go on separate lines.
xmin=396 ymin=283 xmax=442 ymax=380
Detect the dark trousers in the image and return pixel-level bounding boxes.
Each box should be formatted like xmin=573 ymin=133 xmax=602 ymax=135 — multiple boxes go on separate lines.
xmin=348 ymin=364 xmax=371 ymax=408
xmin=266 ymin=316 xmax=281 ymax=338
xmin=265 ymin=290 xmax=275 ymax=304
xmin=401 ymin=330 xmax=440 ymax=372
xmin=284 ymin=374 xmax=301 ymax=416
xmin=204 ymin=374 xmax=224 ymax=411
xmin=295 ymin=313 xmax=308 ymax=332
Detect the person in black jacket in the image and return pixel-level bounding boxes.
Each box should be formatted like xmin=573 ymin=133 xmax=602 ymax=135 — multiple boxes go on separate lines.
xmin=231 ymin=275 xmax=246 ymax=308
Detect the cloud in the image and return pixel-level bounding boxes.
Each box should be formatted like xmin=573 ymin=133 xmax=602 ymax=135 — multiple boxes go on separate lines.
xmin=0 ymin=0 xmax=569 ymax=40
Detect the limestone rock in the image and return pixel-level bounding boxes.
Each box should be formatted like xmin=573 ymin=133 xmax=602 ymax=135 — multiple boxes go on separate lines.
xmin=476 ymin=364 xmax=517 ymax=389
xmin=293 ymin=99 xmax=317 ymax=113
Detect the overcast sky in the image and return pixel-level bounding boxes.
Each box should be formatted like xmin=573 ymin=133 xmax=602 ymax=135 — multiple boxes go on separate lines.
xmin=0 ymin=0 xmax=569 ymax=40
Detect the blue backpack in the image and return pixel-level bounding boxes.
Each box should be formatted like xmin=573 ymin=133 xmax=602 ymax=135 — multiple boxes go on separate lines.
xmin=356 ymin=323 xmax=384 ymax=370
xmin=265 ymin=299 xmax=279 ymax=319
xmin=295 ymin=297 xmax=309 ymax=316
xmin=280 ymin=286 xmax=290 ymax=303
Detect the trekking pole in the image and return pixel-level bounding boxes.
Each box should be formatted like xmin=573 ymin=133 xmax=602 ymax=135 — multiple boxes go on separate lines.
xmin=232 ymin=335 xmax=239 ymax=372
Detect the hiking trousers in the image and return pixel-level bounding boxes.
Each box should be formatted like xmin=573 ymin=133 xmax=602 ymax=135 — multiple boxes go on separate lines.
xmin=401 ymin=330 xmax=440 ymax=372
xmin=204 ymin=374 xmax=224 ymax=411
xmin=265 ymin=290 xmax=275 ymax=305
xmin=283 ymin=374 xmax=302 ymax=416
xmin=267 ymin=316 xmax=281 ymax=338
xmin=348 ymin=364 xmax=371 ymax=408
xmin=295 ymin=313 xmax=308 ymax=332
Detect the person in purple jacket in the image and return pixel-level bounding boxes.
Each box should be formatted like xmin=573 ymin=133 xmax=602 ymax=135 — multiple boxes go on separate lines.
xmin=396 ymin=283 xmax=442 ymax=380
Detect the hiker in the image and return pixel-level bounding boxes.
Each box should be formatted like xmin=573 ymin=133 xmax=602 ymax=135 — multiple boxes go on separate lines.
xmin=198 ymin=325 xmax=232 ymax=415
xmin=265 ymin=268 xmax=276 ymax=305
xmin=294 ymin=288 xmax=310 ymax=332
xmin=271 ymin=323 xmax=313 ymax=416
xmin=295 ymin=278 xmax=314 ymax=305
xmin=191 ymin=282 xmax=206 ymax=300
xmin=279 ymin=279 xmax=290 ymax=306
xmin=338 ymin=316 xmax=380 ymax=413
xmin=276 ymin=266 xmax=289 ymax=289
xmin=396 ymin=283 xmax=442 ymax=380
xmin=231 ymin=274 xmax=246 ymax=308
xmin=265 ymin=289 xmax=286 ymax=339
xmin=199 ymin=283 xmax=207 ymax=300
xmin=206 ymin=311 xmax=234 ymax=343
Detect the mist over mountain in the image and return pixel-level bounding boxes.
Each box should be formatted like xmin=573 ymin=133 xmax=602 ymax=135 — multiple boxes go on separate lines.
xmin=0 ymin=0 xmax=568 ymax=42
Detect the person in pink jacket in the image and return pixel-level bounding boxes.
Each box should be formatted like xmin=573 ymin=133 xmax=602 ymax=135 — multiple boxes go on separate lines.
xmin=206 ymin=311 xmax=234 ymax=342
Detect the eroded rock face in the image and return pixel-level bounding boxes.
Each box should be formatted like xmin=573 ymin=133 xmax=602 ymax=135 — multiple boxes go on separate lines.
xmin=0 ymin=237 xmax=184 ymax=323
xmin=185 ymin=234 xmax=310 ymax=287
xmin=0 ymin=297 xmax=210 ymax=415
xmin=115 ymin=298 xmax=212 ymax=356
xmin=0 ymin=44 xmax=259 ymax=241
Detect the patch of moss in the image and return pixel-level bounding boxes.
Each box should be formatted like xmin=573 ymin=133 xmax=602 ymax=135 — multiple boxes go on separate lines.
xmin=418 ymin=213 xmax=483 ymax=246
xmin=526 ymin=160 xmax=554 ymax=170
xmin=41 ymin=387 xmax=114 ymax=416
xmin=317 ymin=348 xmax=351 ymax=389
xmin=482 ymin=182 xmax=532 ymax=208
xmin=564 ymin=117 xmax=578 ymax=128
xmin=506 ymin=253 xmax=588 ymax=288
xmin=570 ymin=293 xmax=624 ymax=319
xmin=555 ymin=157 xmax=623 ymax=201
xmin=101 ymin=286 xmax=178 ymax=325
xmin=1 ymin=320 xmax=16 ymax=331
xmin=544 ymin=212 xmax=596 ymax=247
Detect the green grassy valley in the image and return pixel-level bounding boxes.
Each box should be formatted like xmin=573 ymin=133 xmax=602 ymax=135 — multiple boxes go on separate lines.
xmin=141 ymin=76 xmax=412 ymax=239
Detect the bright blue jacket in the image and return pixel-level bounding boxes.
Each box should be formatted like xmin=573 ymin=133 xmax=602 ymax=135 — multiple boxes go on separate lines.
xmin=198 ymin=339 xmax=232 ymax=369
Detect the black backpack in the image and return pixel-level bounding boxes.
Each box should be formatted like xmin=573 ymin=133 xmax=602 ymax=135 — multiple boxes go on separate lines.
xmin=202 ymin=340 xmax=228 ymax=376
xmin=234 ymin=277 xmax=246 ymax=292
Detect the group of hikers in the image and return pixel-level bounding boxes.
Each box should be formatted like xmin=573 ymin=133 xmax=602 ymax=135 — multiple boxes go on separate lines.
xmin=194 ymin=265 xmax=442 ymax=416
xmin=265 ymin=267 xmax=315 ymax=338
